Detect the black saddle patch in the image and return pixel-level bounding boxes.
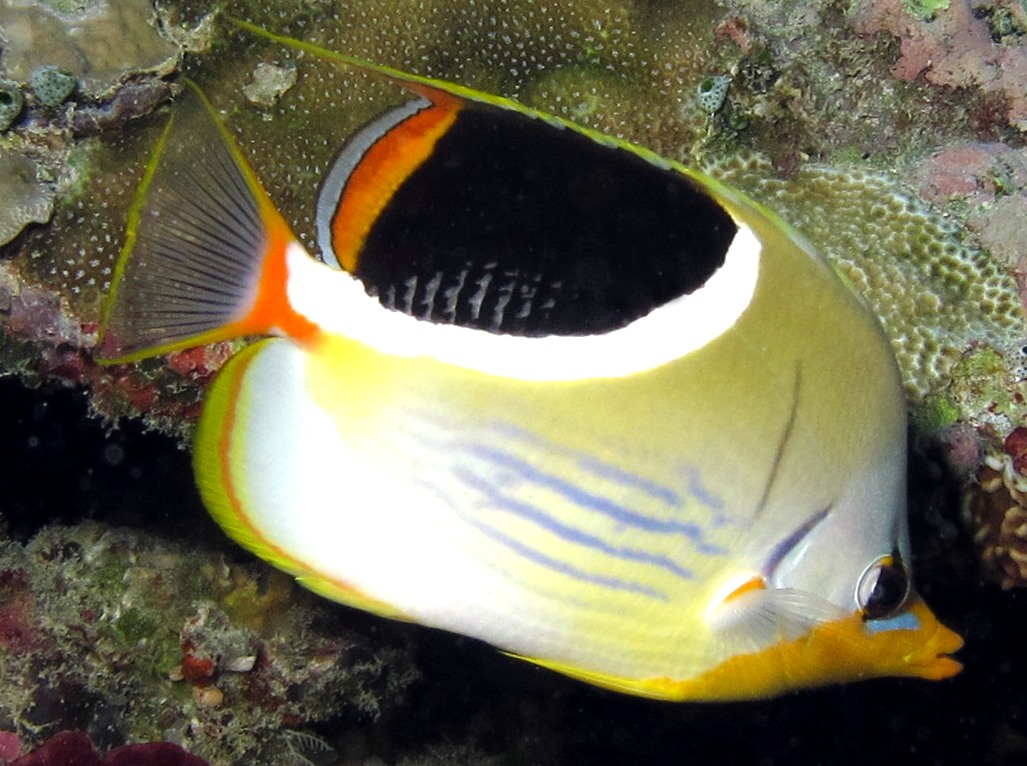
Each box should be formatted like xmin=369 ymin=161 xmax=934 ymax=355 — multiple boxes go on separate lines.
xmin=353 ymin=105 xmax=738 ymax=336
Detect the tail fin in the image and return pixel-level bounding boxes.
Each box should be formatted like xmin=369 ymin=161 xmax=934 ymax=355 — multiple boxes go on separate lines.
xmin=98 ymin=80 xmax=312 ymax=363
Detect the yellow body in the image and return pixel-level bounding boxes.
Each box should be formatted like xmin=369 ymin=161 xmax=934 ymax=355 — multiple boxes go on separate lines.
xmin=101 ymin=22 xmax=962 ymax=701
xmin=193 ymin=184 xmax=957 ymax=699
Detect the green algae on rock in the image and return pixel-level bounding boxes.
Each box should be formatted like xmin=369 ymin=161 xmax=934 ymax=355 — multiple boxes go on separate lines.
xmin=902 ymin=0 xmax=952 ymax=19
xmin=0 ymin=80 xmax=23 ymax=131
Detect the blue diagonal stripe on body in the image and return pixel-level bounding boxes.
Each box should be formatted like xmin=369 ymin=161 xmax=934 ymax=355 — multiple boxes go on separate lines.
xmin=454 ymin=467 xmax=697 ymax=584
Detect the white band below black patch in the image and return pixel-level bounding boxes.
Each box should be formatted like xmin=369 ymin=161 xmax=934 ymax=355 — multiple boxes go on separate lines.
xmin=288 ymin=220 xmax=761 ymax=381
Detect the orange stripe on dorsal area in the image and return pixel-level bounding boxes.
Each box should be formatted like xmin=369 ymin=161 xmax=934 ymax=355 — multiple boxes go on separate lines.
xmin=331 ymin=94 xmax=463 ymax=272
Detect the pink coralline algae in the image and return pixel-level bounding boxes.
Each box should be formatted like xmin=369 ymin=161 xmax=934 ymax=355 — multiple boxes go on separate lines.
xmin=0 ymin=732 xmax=21 ymax=764
xmin=9 ymin=730 xmax=207 ymax=766
xmin=910 ymin=142 xmax=1027 ymax=293
xmin=850 ymin=0 xmax=1027 ymax=131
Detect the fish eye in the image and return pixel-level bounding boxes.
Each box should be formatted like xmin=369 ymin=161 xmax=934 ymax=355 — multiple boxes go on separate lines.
xmin=856 ymin=555 xmax=910 ymax=620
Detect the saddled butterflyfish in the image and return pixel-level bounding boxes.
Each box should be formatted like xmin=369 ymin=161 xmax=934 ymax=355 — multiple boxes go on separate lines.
xmin=98 ymin=21 xmax=963 ymax=701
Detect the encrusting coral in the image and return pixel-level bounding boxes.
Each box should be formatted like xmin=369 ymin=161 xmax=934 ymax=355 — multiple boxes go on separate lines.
xmin=851 ymin=0 xmax=1027 ymax=132
xmin=0 ymin=524 xmax=419 ymax=765
xmin=707 ymin=153 xmax=1025 ymax=411
xmin=0 ymin=0 xmax=180 ymax=99
xmin=0 ymin=151 xmax=53 ymax=247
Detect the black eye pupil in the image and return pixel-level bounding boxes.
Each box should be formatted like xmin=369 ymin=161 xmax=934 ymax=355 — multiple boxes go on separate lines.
xmin=858 ymin=557 xmax=910 ymax=620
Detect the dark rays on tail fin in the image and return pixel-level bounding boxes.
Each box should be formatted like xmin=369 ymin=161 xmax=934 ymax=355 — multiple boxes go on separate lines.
xmin=98 ymin=81 xmax=304 ymax=363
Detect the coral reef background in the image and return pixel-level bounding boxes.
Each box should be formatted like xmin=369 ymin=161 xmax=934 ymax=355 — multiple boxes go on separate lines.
xmin=2 ymin=0 xmax=1027 ymax=763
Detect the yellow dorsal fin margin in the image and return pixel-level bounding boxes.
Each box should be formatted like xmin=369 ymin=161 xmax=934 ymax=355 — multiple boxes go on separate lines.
xmin=226 ymin=16 xmax=814 ymax=258
xmin=227 ymin=17 xmax=702 ymax=182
